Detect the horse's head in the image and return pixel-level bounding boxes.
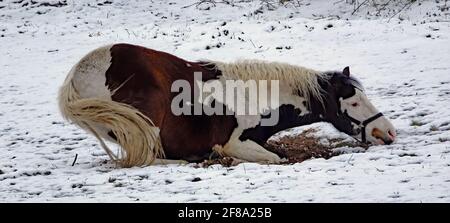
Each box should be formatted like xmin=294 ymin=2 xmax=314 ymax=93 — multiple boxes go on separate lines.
xmin=315 ymin=67 xmax=396 ymax=145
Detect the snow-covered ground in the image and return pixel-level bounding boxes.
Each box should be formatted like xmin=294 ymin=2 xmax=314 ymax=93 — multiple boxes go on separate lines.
xmin=1 ymin=0 xmax=449 ymax=202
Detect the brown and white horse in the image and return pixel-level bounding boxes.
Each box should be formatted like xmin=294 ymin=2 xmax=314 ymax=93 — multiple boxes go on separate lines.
xmin=59 ymin=43 xmax=396 ymax=167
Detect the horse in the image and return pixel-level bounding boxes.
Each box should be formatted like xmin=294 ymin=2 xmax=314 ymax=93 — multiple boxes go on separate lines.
xmin=58 ymin=43 xmax=396 ymax=167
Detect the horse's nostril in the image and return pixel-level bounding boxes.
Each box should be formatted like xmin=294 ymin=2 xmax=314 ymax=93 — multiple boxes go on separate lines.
xmin=372 ymin=128 xmax=396 ymax=145
xmin=387 ymin=129 xmax=396 ymax=140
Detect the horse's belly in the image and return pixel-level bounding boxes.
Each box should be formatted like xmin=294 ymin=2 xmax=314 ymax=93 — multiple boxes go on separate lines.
xmin=160 ymin=114 xmax=237 ymax=161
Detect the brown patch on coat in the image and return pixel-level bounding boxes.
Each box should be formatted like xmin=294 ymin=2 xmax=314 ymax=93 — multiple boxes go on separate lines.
xmin=105 ymin=43 xmax=237 ymax=161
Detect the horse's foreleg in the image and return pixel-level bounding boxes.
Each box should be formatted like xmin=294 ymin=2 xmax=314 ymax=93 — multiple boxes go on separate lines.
xmin=152 ymin=158 xmax=188 ymax=165
xmin=218 ymin=139 xmax=282 ymax=164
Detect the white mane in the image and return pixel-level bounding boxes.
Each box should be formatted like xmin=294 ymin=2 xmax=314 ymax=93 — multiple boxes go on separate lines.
xmin=209 ymin=59 xmax=328 ymax=103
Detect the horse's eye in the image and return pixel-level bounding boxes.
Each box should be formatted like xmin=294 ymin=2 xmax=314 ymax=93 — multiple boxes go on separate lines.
xmin=351 ymin=102 xmax=359 ymax=107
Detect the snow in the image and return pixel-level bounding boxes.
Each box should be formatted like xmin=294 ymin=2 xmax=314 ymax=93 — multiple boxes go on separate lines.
xmin=0 ymin=0 xmax=449 ymax=202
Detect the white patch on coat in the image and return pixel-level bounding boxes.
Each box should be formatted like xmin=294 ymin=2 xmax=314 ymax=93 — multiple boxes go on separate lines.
xmin=199 ymin=77 xmax=309 ymax=131
xmin=340 ymin=89 xmax=378 ymax=123
xmin=67 ymin=45 xmax=115 ymax=141
xmin=71 ymin=45 xmax=113 ymax=100
xmin=214 ymin=129 xmax=282 ymax=163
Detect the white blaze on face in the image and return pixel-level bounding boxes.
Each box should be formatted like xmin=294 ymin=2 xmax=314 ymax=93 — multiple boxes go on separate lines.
xmin=340 ymin=89 xmax=396 ymax=145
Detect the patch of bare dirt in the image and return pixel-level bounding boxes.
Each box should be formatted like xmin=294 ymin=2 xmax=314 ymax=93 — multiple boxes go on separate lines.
xmin=195 ymin=156 xmax=237 ymax=168
xmin=265 ymin=129 xmax=368 ymax=164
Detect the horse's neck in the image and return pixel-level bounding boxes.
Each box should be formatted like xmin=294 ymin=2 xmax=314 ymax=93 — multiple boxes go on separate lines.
xmin=239 ymin=76 xmax=329 ymax=145
xmin=239 ymin=104 xmax=324 ymax=145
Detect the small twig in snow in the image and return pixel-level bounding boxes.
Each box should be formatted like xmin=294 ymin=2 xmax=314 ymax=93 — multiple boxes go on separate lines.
xmin=72 ymin=153 xmax=78 ymax=166
xmin=249 ymin=39 xmax=257 ymax=48
xmin=375 ymin=0 xmax=393 ymax=16
xmin=388 ymin=1 xmax=416 ymax=22
xmin=346 ymin=153 xmax=354 ymax=165
xmin=351 ymin=0 xmax=369 ymax=15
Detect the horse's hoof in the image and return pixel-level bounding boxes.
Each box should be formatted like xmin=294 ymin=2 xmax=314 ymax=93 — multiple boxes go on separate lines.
xmin=259 ymin=155 xmax=282 ymax=164
xmin=178 ymin=160 xmax=189 ymax=165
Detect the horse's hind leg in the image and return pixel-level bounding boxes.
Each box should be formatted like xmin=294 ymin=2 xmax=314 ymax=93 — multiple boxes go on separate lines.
xmin=216 ymin=139 xmax=282 ymax=164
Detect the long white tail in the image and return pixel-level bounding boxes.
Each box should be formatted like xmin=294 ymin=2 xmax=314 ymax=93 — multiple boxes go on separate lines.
xmin=58 ymin=55 xmax=164 ymax=167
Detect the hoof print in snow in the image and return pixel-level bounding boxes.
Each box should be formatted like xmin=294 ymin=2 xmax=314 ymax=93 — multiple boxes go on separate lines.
xmin=276 ymin=46 xmax=291 ymax=50
xmin=114 ymin=182 xmax=124 ymax=187
xmin=165 ymin=179 xmax=173 ymax=185
xmin=71 ymin=183 xmax=83 ymax=189
xmin=205 ymin=43 xmax=223 ymax=50
xmin=97 ymin=1 xmax=113 ymax=6
xmin=21 ymin=170 xmax=51 ymax=177
xmin=410 ymin=120 xmax=425 ymax=126
xmin=266 ymin=25 xmax=276 ymax=32
xmin=324 ymin=24 xmax=333 ymax=30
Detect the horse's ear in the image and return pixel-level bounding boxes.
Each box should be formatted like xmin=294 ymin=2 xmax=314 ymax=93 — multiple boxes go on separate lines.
xmin=343 ymin=66 xmax=350 ymax=76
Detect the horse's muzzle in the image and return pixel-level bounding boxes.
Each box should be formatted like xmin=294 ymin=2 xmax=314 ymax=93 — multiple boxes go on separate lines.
xmin=372 ymin=128 xmax=396 ymax=145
